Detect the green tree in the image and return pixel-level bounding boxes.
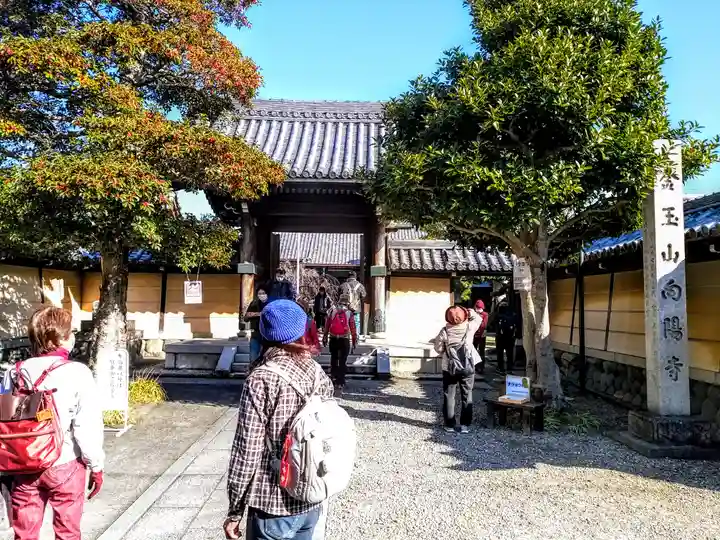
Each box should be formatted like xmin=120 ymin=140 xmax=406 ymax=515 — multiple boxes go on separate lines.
xmin=0 ymin=0 xmax=285 ymax=364
xmin=366 ymin=0 xmax=719 ymax=400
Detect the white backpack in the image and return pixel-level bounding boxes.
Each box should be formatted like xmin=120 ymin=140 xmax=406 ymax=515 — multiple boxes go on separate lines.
xmin=259 ymin=363 xmax=356 ymax=504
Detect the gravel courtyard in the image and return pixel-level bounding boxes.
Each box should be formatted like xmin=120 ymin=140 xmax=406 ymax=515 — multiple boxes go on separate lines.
xmin=329 ymin=379 xmax=720 ymax=540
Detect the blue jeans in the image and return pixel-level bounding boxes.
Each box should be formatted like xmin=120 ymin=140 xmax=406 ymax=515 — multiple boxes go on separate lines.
xmin=250 ymin=335 xmax=263 ymax=362
xmin=246 ymin=507 xmax=320 ymax=540
xmin=353 ymin=312 xmax=361 ymax=335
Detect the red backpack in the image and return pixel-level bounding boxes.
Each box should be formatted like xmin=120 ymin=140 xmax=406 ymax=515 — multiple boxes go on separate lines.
xmin=328 ymin=309 xmax=350 ymax=336
xmin=0 ymin=359 xmax=68 ymax=474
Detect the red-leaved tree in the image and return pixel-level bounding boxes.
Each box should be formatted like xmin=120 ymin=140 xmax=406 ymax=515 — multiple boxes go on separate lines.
xmin=0 ymin=0 xmax=285 ymax=364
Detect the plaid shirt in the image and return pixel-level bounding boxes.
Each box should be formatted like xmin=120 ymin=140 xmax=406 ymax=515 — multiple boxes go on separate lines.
xmin=227 ymin=347 xmax=333 ymax=520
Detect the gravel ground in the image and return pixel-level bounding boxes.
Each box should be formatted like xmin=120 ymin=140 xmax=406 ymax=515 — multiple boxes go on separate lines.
xmin=327 ymin=379 xmax=720 ymax=540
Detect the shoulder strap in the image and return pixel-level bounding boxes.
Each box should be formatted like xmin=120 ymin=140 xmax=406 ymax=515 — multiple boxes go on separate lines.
xmin=34 ymin=359 xmax=70 ymax=388
xmin=259 ymin=362 xmax=323 ymax=458
xmin=258 ymin=364 xmax=310 ymax=402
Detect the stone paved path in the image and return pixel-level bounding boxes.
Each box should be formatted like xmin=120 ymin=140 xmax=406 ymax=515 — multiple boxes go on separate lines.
xmin=83 ymin=378 xmax=720 ymax=540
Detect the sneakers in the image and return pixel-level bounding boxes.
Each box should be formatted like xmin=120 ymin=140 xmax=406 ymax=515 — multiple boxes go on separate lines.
xmin=444 ymin=426 xmax=470 ymax=433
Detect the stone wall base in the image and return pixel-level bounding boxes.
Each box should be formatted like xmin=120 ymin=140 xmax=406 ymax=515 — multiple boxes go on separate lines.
xmin=556 ymin=349 xmax=720 ymax=447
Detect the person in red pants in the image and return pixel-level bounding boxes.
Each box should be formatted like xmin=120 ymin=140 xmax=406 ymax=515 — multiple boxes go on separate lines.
xmin=3 ymin=307 xmax=105 ymax=540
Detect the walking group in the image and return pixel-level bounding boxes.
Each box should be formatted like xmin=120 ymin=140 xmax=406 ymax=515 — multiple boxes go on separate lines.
xmin=244 ymin=269 xmax=366 ymax=397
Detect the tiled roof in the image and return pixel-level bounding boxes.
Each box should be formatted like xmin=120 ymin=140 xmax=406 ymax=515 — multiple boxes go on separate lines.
xmin=387 ymin=228 xmax=428 ymax=241
xmin=80 ymin=249 xmax=154 ymax=264
xmin=221 ymin=100 xmax=384 ymax=180
xmin=585 ymin=192 xmax=720 ymax=260
xmin=278 ymin=233 xmax=361 ymax=266
xmin=388 ymin=247 xmax=513 ymax=273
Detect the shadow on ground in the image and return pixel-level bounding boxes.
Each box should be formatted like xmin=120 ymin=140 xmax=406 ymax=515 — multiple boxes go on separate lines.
xmin=341 ymin=377 xmax=720 ymax=494
xmin=161 ymin=380 xmax=242 ymax=407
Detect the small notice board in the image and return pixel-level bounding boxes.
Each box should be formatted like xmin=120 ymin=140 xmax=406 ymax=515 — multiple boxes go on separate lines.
xmin=499 ymin=375 xmax=531 ymax=404
xmin=96 ymin=348 xmax=132 ymax=437
xmin=513 ymin=258 xmax=531 ymax=291
xmin=184 ymin=280 xmax=203 ymax=304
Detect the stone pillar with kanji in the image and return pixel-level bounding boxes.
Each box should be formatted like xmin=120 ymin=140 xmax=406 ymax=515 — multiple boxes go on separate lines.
xmin=642 ymin=140 xmax=690 ymax=416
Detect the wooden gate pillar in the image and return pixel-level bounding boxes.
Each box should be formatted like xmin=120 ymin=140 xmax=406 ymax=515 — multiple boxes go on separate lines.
xmin=238 ymin=203 xmax=257 ymax=337
xmin=371 ymin=216 xmax=387 ymax=337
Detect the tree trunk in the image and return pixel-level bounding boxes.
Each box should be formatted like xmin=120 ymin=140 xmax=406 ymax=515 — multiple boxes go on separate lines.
xmin=89 ymin=243 xmax=129 ymax=370
xmin=519 ymin=289 xmax=537 ymax=382
xmin=531 ymin=263 xmax=563 ymax=402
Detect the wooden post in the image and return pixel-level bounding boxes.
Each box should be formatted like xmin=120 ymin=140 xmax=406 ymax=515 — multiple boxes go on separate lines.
xmin=238 ymin=208 xmax=256 ymax=337
xmin=371 ymin=217 xmax=387 ymax=337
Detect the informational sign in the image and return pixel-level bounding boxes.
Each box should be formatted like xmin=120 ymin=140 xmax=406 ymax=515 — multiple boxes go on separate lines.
xmin=513 ymin=258 xmax=531 ymax=291
xmin=184 ymin=280 xmax=203 ymax=304
xmin=500 ymin=375 xmax=531 ymax=404
xmin=97 ymin=348 xmax=130 ymax=413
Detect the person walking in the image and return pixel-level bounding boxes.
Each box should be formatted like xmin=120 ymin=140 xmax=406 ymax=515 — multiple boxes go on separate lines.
xmin=244 ymin=287 xmax=269 ymax=362
xmin=433 ymin=306 xmax=483 ymax=433
xmin=224 ymin=300 xmax=334 ymax=540
xmin=1 ymin=307 xmax=104 ymax=540
xmin=495 ymin=303 xmax=519 ymax=375
xmin=322 ymin=294 xmax=357 ymax=396
xmin=267 ymin=268 xmax=296 ymax=302
xmin=339 ymin=272 xmax=366 ymax=338
xmin=313 ymin=287 xmax=332 ymax=333
xmin=472 ymin=299 xmax=489 ymax=374
xmin=297 ymin=299 xmax=321 ymax=357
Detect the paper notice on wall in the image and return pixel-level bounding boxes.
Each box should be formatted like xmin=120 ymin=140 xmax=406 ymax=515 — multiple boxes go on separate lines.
xmin=513 ymin=258 xmax=531 ymax=291
xmin=184 ymin=280 xmax=203 ymax=304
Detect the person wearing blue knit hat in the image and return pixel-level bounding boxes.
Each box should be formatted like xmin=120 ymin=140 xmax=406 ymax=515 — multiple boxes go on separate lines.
xmin=259 ymin=299 xmax=308 ymax=345
xmin=225 ymin=299 xmax=334 ymax=540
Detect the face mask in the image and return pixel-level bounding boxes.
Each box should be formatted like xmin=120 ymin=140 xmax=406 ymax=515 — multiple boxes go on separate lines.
xmin=275 ymin=275 xmax=283 ymax=281
xmin=258 ymin=294 xmax=268 ymax=302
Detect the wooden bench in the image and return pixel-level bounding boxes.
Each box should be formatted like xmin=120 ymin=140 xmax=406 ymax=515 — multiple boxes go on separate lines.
xmin=484 ymin=396 xmax=545 ymax=435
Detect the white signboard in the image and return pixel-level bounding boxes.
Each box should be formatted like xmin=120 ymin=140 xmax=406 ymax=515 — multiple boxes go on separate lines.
xmin=505 ymin=375 xmax=531 ymax=400
xmin=513 ymin=258 xmax=531 ymax=291
xmin=184 ymin=280 xmax=203 ymax=304
xmin=97 ymin=348 xmax=130 ymax=413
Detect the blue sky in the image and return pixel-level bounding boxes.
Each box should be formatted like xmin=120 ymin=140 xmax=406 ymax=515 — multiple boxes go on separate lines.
xmin=222 ymin=0 xmax=720 ymax=195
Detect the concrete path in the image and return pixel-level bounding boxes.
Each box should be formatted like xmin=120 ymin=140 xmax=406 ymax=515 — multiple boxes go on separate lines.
xmin=97 ymin=408 xmax=236 ymax=540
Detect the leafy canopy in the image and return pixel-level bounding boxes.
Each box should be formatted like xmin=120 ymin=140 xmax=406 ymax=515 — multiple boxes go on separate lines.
xmin=366 ymin=0 xmax=719 ymax=261
xmin=0 ymin=0 xmax=285 ymax=271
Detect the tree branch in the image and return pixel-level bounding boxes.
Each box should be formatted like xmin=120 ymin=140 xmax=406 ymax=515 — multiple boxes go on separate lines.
xmin=82 ymin=1 xmax=109 ymax=22
xmin=502 ymin=128 xmax=532 ymax=158
xmin=446 ymin=222 xmax=542 ymax=264
xmin=548 ymin=200 xmax=628 ymax=243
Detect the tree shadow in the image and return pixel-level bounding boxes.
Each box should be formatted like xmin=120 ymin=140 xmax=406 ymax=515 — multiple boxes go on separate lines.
xmin=342 ymin=379 xmax=720 ymax=494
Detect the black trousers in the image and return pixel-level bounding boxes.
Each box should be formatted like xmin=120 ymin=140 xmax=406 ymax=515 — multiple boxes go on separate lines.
xmin=315 ymin=313 xmax=326 ymax=331
xmin=497 ymin=336 xmax=514 ymax=372
xmin=473 ymin=336 xmax=486 ymax=373
xmin=329 ymin=336 xmax=350 ymax=385
xmin=442 ymin=371 xmax=475 ymax=428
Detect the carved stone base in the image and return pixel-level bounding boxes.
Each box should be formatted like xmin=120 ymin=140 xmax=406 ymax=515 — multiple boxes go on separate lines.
xmin=610 ymin=431 xmax=720 ymax=460
xmin=610 ymin=409 xmax=720 ymax=459
xmin=628 ymin=409 xmax=715 ymax=447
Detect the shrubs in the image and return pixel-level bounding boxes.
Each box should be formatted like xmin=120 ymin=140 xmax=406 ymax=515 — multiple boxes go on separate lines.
xmin=103 ymin=371 xmax=166 ymax=427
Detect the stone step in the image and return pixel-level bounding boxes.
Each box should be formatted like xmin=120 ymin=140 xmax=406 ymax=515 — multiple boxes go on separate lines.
xmin=230 ymin=361 xmax=376 ymax=376
xmin=233 ymin=352 xmax=376 ymax=365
